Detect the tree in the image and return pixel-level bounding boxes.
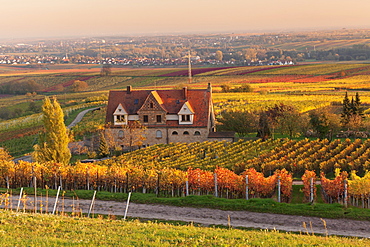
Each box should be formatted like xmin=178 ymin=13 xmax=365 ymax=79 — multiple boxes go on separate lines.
xmin=220 ymin=84 xmax=231 ymax=93
xmin=100 ymin=64 xmax=112 ymax=76
xmin=217 ymin=110 xmax=258 ymax=137
xmin=33 ymin=96 xmax=71 ymax=165
xmin=98 ymin=132 xmax=110 ymax=158
xmin=70 ymin=80 xmax=88 ymax=92
xmin=309 ymin=108 xmax=340 ymax=140
xmin=118 ymin=121 xmax=146 ymax=151
xmin=352 ymin=92 xmax=364 ymax=117
xmin=278 ymin=109 xmax=304 ymax=138
xmin=258 ymin=104 xmax=296 ymax=139
xmin=340 ymin=92 xmax=351 ymax=128
xmin=341 ymin=92 xmax=364 ymax=130
xmin=28 ymin=101 xmax=39 ymax=113
xmin=243 ymin=48 xmax=257 ymax=62
xmin=215 ymin=50 xmax=223 ymax=61
xmin=0 ymin=148 xmax=13 ymax=189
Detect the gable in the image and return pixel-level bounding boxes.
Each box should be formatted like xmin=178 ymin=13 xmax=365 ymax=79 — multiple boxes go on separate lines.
xmin=138 ymin=91 xmax=168 ymax=113
xmin=113 ymin=103 xmax=128 ymax=115
xmin=178 ymin=101 xmax=194 ymax=115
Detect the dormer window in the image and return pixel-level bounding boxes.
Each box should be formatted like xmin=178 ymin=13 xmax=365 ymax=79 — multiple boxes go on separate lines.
xmin=181 ymin=115 xmax=191 ymax=122
xmin=113 ymin=103 xmax=128 ymax=125
xmin=116 ymin=115 xmax=125 ymax=122
xmin=178 ymin=101 xmax=194 ymax=125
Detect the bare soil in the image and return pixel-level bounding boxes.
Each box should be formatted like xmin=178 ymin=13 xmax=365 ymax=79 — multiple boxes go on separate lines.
xmin=2 ymin=196 xmax=369 ymax=239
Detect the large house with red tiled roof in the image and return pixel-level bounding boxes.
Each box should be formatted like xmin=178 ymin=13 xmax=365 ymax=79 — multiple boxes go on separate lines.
xmin=105 ymin=84 xmax=234 ymax=149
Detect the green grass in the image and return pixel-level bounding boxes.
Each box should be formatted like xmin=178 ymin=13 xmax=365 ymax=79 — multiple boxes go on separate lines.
xmin=2 ymin=188 xmax=369 ymax=221
xmin=0 ymin=210 xmax=368 ymax=246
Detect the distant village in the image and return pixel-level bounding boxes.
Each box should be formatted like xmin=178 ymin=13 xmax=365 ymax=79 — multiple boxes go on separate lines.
xmin=1 ymin=29 xmax=369 ymax=67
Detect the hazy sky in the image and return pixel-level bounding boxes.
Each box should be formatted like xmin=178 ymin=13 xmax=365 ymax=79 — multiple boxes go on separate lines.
xmin=1 ymin=0 xmax=370 ymax=39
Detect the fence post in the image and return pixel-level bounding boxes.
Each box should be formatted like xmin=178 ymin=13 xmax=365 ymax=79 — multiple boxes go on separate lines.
xmin=214 ymin=173 xmax=218 ymax=197
xmin=245 ymin=175 xmax=249 ymax=200
xmin=310 ymin=177 xmax=314 ymax=203
xmin=185 ymin=180 xmax=189 ymax=196
xmin=16 ymin=188 xmax=23 ymax=212
xmin=52 ymin=186 xmax=61 ymax=214
xmin=344 ymin=179 xmax=348 ymax=208
xmin=87 ymin=190 xmax=97 ymax=217
xmin=123 ymin=192 xmax=132 ymax=220
xmin=277 ymin=177 xmax=281 ymax=203
xmin=156 ymin=172 xmax=160 ymax=197
xmin=34 ymin=175 xmax=37 ymax=213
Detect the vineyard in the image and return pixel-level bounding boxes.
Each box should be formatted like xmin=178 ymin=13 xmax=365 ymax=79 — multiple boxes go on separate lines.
xmin=1 ymin=139 xmax=370 ymax=207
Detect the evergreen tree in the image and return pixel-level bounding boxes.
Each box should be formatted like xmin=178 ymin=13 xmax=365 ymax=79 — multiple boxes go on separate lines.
xmin=340 ymin=92 xmax=351 ymax=128
xmin=341 ymin=92 xmax=364 ymax=131
xmin=33 ymin=96 xmax=71 ymax=165
xmin=98 ymin=132 xmax=110 ymax=158
xmin=353 ymin=92 xmax=364 ymax=117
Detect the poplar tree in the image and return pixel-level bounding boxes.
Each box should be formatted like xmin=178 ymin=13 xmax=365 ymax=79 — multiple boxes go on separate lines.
xmin=33 ymin=96 xmax=71 ymax=165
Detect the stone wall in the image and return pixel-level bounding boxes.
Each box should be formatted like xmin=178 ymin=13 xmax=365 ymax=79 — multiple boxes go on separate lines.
xmin=106 ymin=126 xmax=233 ymax=150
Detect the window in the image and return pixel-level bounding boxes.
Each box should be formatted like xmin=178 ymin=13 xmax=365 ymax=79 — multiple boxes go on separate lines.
xmin=150 ymin=102 xmax=154 ymax=108
xmin=181 ymin=115 xmax=191 ymax=122
xmin=143 ymin=115 xmax=148 ymax=123
xmin=156 ymin=115 xmax=162 ymax=123
xmin=116 ymin=115 xmax=125 ymax=122
xmin=194 ymin=131 xmax=200 ymax=136
xmin=156 ymin=130 xmax=162 ymax=138
xmin=183 ymin=131 xmax=189 ymax=135
xmin=172 ymin=131 xmax=178 ymax=135
xmin=118 ymin=130 xmax=124 ymax=138
xmin=134 ymin=99 xmax=139 ymax=104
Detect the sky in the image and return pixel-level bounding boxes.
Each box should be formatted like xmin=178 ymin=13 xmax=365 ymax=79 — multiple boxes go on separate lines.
xmin=1 ymin=0 xmax=370 ymax=40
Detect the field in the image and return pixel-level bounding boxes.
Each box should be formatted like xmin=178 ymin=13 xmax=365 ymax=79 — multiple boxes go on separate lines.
xmin=3 ymin=62 xmax=370 ymax=156
xmin=0 ymin=209 xmax=369 ymax=246
xmin=2 ymin=63 xmax=370 ymax=244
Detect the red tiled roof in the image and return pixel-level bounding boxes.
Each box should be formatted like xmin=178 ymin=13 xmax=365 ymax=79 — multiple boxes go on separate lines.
xmin=106 ymin=87 xmax=211 ymax=127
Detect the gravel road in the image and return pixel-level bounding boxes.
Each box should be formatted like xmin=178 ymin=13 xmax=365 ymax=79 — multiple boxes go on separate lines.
xmin=1 ymin=196 xmax=369 ymax=239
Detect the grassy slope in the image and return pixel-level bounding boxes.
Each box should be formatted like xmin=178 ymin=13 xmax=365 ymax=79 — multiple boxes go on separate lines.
xmin=0 ymin=210 xmax=369 ymax=246
xmin=3 ymin=188 xmax=369 ymax=221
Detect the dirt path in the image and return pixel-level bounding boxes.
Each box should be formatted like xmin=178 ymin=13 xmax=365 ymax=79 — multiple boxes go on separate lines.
xmin=1 ymin=196 xmax=369 ymax=239
xmin=67 ymin=107 xmax=100 ymax=129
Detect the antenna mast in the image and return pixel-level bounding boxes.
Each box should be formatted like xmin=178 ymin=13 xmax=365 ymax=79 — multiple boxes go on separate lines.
xmin=188 ymin=50 xmax=192 ymax=84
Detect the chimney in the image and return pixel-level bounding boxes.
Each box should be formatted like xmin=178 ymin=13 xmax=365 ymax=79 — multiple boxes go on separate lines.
xmin=183 ymin=87 xmax=187 ymax=100
xmin=127 ymin=85 xmax=132 ymax=94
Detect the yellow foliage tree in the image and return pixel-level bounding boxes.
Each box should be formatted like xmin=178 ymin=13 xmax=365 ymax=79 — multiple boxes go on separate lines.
xmin=33 ymin=96 xmax=71 ymax=165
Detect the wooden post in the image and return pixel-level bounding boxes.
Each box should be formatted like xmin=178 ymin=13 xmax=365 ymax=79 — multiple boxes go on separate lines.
xmin=156 ymin=173 xmax=160 ymax=197
xmin=123 ymin=192 xmax=132 ymax=220
xmin=214 ymin=173 xmax=218 ymax=198
xmin=52 ymin=186 xmax=61 ymax=214
xmin=6 ymin=175 xmax=9 ymax=189
xmin=16 ymin=188 xmax=23 ymax=212
xmin=344 ymin=179 xmax=348 ymax=208
xmin=86 ymin=168 xmax=90 ymax=190
xmin=60 ymin=175 xmax=63 ymax=190
xmin=310 ymin=177 xmax=314 ymax=203
xmin=246 ymin=175 xmax=249 ymax=200
xmin=185 ymin=180 xmax=189 ymax=196
xmin=277 ymin=177 xmax=281 ymax=203
xmin=125 ymin=172 xmax=129 ymax=193
xmin=34 ymin=176 xmax=37 ymax=213
xmin=87 ymin=190 xmax=97 ymax=217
